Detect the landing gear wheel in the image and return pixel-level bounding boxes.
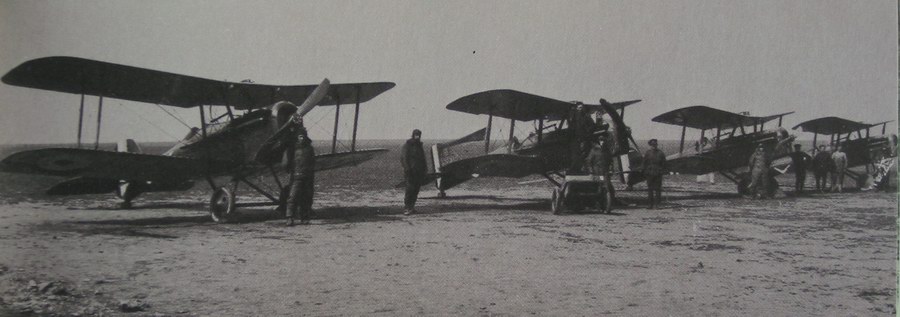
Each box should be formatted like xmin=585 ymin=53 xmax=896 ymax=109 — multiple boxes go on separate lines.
xmin=210 ymin=187 xmax=237 ymax=223
xmin=437 ymin=190 xmax=447 ymax=199
xmin=597 ymin=188 xmax=613 ymax=214
xmin=551 ymin=188 xmax=563 ymax=215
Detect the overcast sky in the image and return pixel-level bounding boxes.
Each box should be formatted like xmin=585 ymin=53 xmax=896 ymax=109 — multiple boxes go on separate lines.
xmin=0 ymin=0 xmax=896 ymax=144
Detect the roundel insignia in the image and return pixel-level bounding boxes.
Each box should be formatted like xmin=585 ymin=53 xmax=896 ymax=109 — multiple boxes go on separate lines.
xmin=36 ymin=154 xmax=91 ymax=172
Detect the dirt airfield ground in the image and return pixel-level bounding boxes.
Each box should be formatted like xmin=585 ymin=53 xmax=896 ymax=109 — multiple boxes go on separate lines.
xmin=0 ymin=141 xmax=897 ymax=316
xmin=0 ymin=175 xmax=896 ymax=316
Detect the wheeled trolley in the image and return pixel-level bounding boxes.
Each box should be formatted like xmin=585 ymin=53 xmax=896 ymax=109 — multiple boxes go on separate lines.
xmin=551 ymin=175 xmax=613 ymax=214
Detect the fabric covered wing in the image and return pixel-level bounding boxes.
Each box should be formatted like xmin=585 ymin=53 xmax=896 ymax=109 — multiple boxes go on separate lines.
xmin=1 ymin=148 xmax=235 ymax=181
xmin=2 ymin=56 xmax=395 ymax=109
xmin=314 ymin=149 xmax=388 ymax=172
xmin=653 ymin=105 xmax=792 ymax=130
xmin=436 ymin=154 xmax=544 ymax=190
xmin=446 ymin=90 xmax=572 ymax=121
xmin=792 ymin=117 xmax=871 ymax=135
xmin=46 ymin=177 xmax=119 ymax=195
xmin=663 ymin=154 xmax=721 ymax=175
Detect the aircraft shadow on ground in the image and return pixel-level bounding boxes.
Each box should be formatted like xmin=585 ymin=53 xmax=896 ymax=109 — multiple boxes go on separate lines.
xmin=420 ymin=195 xmax=548 ymax=202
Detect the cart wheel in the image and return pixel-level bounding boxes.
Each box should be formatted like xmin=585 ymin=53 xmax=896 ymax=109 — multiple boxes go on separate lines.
xmin=210 ymin=187 xmax=237 ymax=223
xmin=597 ymin=188 xmax=613 ymax=214
xmin=551 ymin=188 xmax=563 ymax=215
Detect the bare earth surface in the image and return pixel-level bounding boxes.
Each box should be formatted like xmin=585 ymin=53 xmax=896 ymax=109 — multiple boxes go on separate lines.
xmin=0 ymin=178 xmax=896 ymax=316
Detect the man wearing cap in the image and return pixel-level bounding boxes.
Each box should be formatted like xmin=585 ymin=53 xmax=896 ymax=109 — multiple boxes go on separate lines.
xmin=286 ymin=126 xmax=316 ymax=226
xmin=789 ymin=144 xmax=813 ymax=196
xmin=812 ymin=144 xmax=832 ymax=192
xmin=642 ymin=139 xmax=666 ymax=208
xmin=401 ymin=129 xmax=427 ymax=215
xmin=747 ymin=144 xmax=769 ymax=198
xmin=568 ymin=102 xmax=595 ymax=173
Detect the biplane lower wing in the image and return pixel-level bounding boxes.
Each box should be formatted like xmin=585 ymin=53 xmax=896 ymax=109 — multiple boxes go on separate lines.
xmin=1 ymin=148 xmax=236 ymax=181
xmin=314 ymin=149 xmax=388 ymax=172
xmin=664 ymin=154 xmax=721 ymax=175
xmin=436 ymin=154 xmax=544 ymax=190
xmin=46 ymin=176 xmax=194 ymax=196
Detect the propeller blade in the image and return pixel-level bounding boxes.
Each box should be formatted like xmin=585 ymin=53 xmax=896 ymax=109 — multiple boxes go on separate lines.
xmin=295 ymin=78 xmax=330 ymax=118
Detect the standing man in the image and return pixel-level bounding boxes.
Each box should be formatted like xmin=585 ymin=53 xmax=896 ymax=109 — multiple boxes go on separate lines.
xmin=286 ymin=127 xmax=316 ymax=226
xmin=567 ymin=102 xmax=595 ymax=173
xmin=401 ymin=129 xmax=427 ymax=215
xmin=812 ymin=144 xmax=831 ymax=192
xmin=642 ymin=139 xmax=666 ymax=209
xmin=789 ymin=144 xmax=813 ymax=196
xmin=831 ymin=144 xmax=848 ymax=193
xmin=585 ymin=131 xmax=615 ymax=202
xmin=747 ymin=144 xmax=769 ymax=199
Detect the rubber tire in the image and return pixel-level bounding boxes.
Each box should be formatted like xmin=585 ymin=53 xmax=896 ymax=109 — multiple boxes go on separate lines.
xmin=210 ymin=187 xmax=237 ymax=223
xmin=551 ymin=188 xmax=563 ymax=215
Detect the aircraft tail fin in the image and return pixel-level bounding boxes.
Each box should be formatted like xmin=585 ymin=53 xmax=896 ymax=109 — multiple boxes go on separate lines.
xmin=116 ymin=139 xmax=143 ymax=154
xmin=430 ymin=128 xmax=488 ymax=190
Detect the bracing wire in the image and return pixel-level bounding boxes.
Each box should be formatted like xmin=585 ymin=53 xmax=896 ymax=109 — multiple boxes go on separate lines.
xmin=154 ymin=103 xmax=192 ymax=129
xmin=119 ymin=102 xmax=180 ymax=140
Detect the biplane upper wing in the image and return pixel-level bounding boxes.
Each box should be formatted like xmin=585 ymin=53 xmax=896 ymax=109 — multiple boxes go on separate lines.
xmin=0 ymin=148 xmax=236 ymax=181
xmin=792 ymin=117 xmax=876 ymax=135
xmin=445 ymin=90 xmax=572 ymax=121
xmin=2 ymin=56 xmax=395 ymax=109
xmin=653 ymin=105 xmax=793 ymax=130
xmin=446 ymin=89 xmax=640 ymax=121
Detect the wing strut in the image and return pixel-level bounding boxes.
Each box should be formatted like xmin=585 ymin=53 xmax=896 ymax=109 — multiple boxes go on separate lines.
xmin=678 ymin=125 xmax=686 ymax=154
xmin=507 ymin=118 xmax=516 ymax=153
xmin=537 ymin=119 xmax=544 ymax=143
xmin=94 ymin=96 xmax=103 ymax=150
xmin=77 ymin=94 xmax=85 ymax=148
xmin=332 ymin=97 xmax=341 ymax=154
xmin=351 ymin=85 xmax=361 ymax=152
xmin=485 ymin=108 xmax=493 ymax=154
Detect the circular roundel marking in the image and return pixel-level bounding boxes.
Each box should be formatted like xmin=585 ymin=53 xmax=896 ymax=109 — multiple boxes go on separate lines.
xmin=36 ymin=154 xmax=91 ymax=172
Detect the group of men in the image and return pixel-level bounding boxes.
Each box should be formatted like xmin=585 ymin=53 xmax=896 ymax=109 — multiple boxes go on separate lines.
xmin=279 ymin=105 xmax=887 ymax=225
xmin=570 ymin=102 xmax=667 ymax=209
xmin=279 ymin=119 xmax=429 ymax=225
xmin=747 ymin=143 xmax=850 ymax=200
xmin=808 ymin=144 xmax=849 ymax=193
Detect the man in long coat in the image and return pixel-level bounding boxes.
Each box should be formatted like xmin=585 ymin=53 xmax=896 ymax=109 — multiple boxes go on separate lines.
xmin=286 ymin=128 xmax=315 ymax=226
xmin=401 ymin=129 xmax=427 ymax=215
xmin=642 ymin=139 xmax=666 ymax=208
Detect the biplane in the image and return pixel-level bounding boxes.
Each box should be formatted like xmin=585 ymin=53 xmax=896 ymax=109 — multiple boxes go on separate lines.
xmin=792 ymin=116 xmax=897 ymax=187
xmin=0 ymin=56 xmax=395 ymax=222
xmin=429 ymin=89 xmax=642 ymax=203
xmin=650 ymin=105 xmax=795 ymax=195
